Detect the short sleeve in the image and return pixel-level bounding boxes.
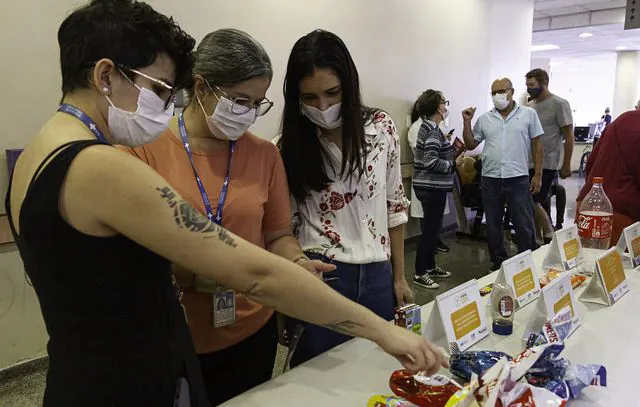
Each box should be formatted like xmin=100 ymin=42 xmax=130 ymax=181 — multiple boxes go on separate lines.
xmin=557 ymin=99 xmax=573 ymax=128
xmin=529 ymin=110 xmax=544 ymax=139
xmin=262 ymin=145 xmax=293 ymax=234
xmin=473 ymin=119 xmax=486 ymax=142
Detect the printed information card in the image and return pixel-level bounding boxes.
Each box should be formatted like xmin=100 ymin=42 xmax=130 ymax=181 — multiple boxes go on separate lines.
xmin=543 ymin=225 xmax=585 ymax=271
xmin=424 ymin=279 xmax=489 ymax=354
xmin=616 ymin=222 xmax=640 ymax=269
xmin=580 ymin=247 xmax=630 ymax=306
xmin=495 ymin=250 xmax=541 ymax=309
xmin=523 ymin=272 xmax=581 ymax=342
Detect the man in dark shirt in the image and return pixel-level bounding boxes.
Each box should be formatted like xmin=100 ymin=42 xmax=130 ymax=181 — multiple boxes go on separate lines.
xmin=576 ymin=110 xmax=640 ymax=243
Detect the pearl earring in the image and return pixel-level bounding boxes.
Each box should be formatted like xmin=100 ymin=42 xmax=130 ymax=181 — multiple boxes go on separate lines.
xmin=103 ymin=87 xmax=109 ymax=94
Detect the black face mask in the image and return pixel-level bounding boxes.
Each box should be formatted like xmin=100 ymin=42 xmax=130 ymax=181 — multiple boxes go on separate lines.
xmin=527 ymin=87 xmax=544 ymax=99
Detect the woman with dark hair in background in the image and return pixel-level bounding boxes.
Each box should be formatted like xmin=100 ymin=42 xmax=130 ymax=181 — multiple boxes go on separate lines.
xmin=412 ymin=90 xmax=462 ymax=289
xmin=279 ymin=30 xmax=416 ymax=367
xmin=123 ymin=29 xmax=335 ymax=405
xmin=408 ymin=92 xmax=454 ymax=258
xmin=6 ymin=2 xmax=447 ymax=405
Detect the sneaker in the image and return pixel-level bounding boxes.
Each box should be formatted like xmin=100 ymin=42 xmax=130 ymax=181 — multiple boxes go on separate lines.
xmin=436 ymin=239 xmax=450 ymax=253
xmin=427 ymin=266 xmax=452 ymax=278
xmin=414 ymin=274 xmax=440 ymax=289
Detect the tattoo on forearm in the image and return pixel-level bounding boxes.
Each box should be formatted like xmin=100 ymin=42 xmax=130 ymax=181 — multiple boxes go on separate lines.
xmin=157 ymin=186 xmax=237 ymax=247
xmin=321 ymin=320 xmax=365 ymax=336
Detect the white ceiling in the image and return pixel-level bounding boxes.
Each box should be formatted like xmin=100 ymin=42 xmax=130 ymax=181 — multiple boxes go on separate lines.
xmin=532 ymin=23 xmax=640 ymax=58
xmin=532 ymin=0 xmax=640 ymax=58
xmin=534 ymin=0 xmax=626 ymax=19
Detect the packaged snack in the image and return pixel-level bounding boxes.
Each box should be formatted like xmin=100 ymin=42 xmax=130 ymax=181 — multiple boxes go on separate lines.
xmin=498 ymin=382 xmax=567 ymax=407
xmin=367 ymin=395 xmax=417 ymax=407
xmin=526 ymin=361 xmax=607 ymax=400
xmin=450 ymin=351 xmax=512 ymax=382
xmin=479 ymin=283 xmax=493 ymax=297
xmin=444 ymin=374 xmax=480 ymax=407
xmin=394 ymin=304 xmax=422 ymax=334
xmin=525 ymin=306 xmax=573 ymax=349
xmin=389 ymin=371 xmax=461 ymax=407
xmin=539 ymin=269 xmax=586 ymax=289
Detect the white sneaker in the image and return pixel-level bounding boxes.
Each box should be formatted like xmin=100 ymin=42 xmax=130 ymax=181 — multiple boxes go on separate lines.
xmin=427 ymin=266 xmax=452 ymax=278
xmin=413 ymin=274 xmax=440 ymax=289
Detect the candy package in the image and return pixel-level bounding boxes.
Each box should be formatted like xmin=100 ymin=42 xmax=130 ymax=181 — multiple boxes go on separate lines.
xmin=450 ymin=351 xmax=512 ymax=382
xmin=525 ymin=306 xmax=574 ymax=349
xmin=444 ymin=374 xmax=480 ymax=407
xmin=539 ymin=269 xmax=586 ymax=289
xmin=389 ymin=371 xmax=462 ymax=407
xmin=367 ymin=394 xmax=417 ymax=407
xmin=474 ymin=355 xmax=567 ymax=407
xmin=526 ymin=360 xmax=607 ymax=400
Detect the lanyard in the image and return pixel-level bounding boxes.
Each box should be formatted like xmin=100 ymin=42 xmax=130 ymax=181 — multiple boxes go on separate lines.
xmin=178 ymin=113 xmax=235 ymax=224
xmin=57 ymin=104 xmax=109 ymax=144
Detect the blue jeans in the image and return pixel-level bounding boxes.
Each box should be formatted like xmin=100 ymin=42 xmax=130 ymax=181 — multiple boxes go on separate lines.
xmin=481 ymin=176 xmax=537 ymax=266
xmin=289 ymin=253 xmax=395 ymax=368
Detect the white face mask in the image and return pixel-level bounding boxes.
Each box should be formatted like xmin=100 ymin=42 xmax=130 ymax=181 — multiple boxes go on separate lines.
xmin=197 ymin=95 xmax=256 ymax=141
xmin=106 ymin=87 xmax=173 ymax=147
xmin=492 ymin=93 xmax=511 ymax=111
xmin=301 ymin=102 xmax=342 ymax=130
xmin=441 ymin=106 xmax=450 ymax=121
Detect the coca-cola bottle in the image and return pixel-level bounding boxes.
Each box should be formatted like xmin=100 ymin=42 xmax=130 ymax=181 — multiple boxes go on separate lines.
xmin=577 ymin=177 xmax=613 ymax=250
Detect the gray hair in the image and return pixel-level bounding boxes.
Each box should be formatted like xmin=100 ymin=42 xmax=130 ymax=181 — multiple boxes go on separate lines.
xmin=191 ymin=28 xmax=272 ymax=93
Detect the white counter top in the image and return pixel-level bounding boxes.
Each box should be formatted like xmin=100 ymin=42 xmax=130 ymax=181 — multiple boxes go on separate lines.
xmin=222 ymin=248 xmax=638 ymax=406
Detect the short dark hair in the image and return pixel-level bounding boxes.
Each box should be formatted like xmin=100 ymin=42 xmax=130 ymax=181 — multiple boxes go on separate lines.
xmin=525 ymin=68 xmax=549 ymax=87
xmin=280 ymin=29 xmax=374 ymax=201
xmin=411 ymin=90 xmax=443 ymax=123
xmin=58 ymin=0 xmax=196 ymax=96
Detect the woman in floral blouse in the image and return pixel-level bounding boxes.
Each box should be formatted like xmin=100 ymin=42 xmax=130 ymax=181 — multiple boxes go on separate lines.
xmin=279 ymin=29 xmax=413 ymax=367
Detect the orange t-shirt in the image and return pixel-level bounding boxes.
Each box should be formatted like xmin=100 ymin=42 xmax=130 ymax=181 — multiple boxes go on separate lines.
xmin=123 ymin=129 xmax=291 ymax=353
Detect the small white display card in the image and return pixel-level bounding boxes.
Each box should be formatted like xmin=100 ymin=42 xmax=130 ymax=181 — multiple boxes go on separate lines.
xmin=579 ymin=247 xmax=630 ymax=306
xmin=615 ymin=222 xmax=640 ymax=269
xmin=424 ymin=279 xmax=489 ymax=354
xmin=522 ymin=272 xmax=581 ymax=342
xmin=495 ymin=250 xmax=541 ymax=309
xmin=543 ymin=224 xmax=584 ymax=271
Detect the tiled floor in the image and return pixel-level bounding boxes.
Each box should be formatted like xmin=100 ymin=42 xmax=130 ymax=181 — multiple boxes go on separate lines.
xmin=0 ymin=177 xmax=584 ymax=406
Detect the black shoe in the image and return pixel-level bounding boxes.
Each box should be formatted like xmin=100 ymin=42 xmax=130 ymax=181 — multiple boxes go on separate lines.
xmin=436 ymin=240 xmax=450 ymax=253
xmin=413 ymin=274 xmax=440 ymax=289
xmin=427 ymin=266 xmax=452 ymax=278
xmin=490 ymin=263 xmax=501 ymax=272
xmin=543 ymin=237 xmax=553 ymax=245
xmin=554 ymin=223 xmax=563 ymax=231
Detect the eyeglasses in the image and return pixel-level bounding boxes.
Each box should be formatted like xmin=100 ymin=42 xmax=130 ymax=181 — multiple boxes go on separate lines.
xmin=119 ymin=66 xmax=176 ymax=110
xmin=206 ymin=80 xmax=273 ymax=117
xmin=441 ymin=100 xmax=450 ymax=106
xmin=490 ymin=88 xmax=513 ymax=96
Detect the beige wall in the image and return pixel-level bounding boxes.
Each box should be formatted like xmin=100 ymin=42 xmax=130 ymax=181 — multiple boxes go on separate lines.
xmin=0 ymin=0 xmax=534 ymax=368
xmin=0 ymin=0 xmax=501 ymax=213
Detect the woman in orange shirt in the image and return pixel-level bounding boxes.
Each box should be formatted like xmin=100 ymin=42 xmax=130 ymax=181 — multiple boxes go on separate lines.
xmin=124 ymin=29 xmax=334 ymax=405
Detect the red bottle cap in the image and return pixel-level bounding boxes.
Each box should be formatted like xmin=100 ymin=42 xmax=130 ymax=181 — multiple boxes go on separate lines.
xmin=592 ymin=177 xmax=604 ymax=184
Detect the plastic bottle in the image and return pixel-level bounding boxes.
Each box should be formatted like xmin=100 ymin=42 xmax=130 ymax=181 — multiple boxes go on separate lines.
xmin=577 ymin=177 xmax=613 ymax=250
xmin=491 ymin=282 xmax=514 ymax=336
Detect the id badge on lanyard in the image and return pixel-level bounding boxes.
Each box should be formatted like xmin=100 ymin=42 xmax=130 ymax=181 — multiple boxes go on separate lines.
xmin=178 ymin=113 xmax=237 ymax=328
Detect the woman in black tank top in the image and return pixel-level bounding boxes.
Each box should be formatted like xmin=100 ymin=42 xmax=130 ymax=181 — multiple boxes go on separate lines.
xmin=6 ymin=1 xmax=447 ymax=405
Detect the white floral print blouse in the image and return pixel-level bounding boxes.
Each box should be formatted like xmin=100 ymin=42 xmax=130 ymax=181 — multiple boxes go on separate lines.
xmin=292 ymin=110 xmax=409 ymax=264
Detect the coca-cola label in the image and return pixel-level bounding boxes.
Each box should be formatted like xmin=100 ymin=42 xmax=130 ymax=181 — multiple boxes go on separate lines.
xmin=577 ymin=214 xmax=612 ymax=239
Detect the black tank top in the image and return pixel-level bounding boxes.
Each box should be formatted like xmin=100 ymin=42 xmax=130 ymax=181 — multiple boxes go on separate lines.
xmin=5 ymin=141 xmax=209 ymax=407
